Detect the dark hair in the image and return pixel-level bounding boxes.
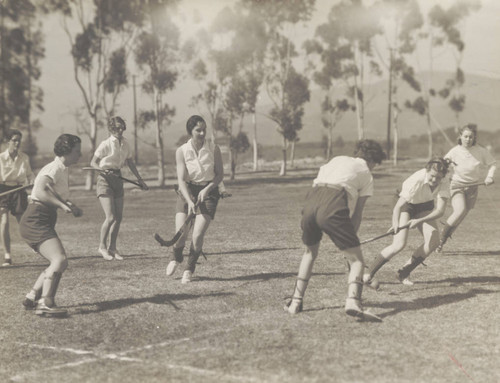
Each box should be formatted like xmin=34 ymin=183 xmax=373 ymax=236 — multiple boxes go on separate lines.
xmin=5 ymin=129 xmax=22 ymax=141
xmin=425 ymin=157 xmax=450 ymax=177
xmin=108 ymin=116 xmax=126 ymax=134
xmin=186 ymin=115 xmax=206 ymax=135
xmin=54 ymin=134 xmax=81 ymax=156
xmin=353 ymin=139 xmax=386 ymax=164
xmin=457 ymin=123 xmax=477 ymax=146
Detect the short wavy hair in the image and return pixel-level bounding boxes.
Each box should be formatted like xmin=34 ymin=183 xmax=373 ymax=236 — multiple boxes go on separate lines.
xmin=457 ymin=123 xmax=477 ymax=146
xmin=54 ymin=134 xmax=81 ymax=156
xmin=425 ymin=157 xmax=450 ymax=177
xmin=5 ymin=129 xmax=22 ymax=141
xmin=353 ymin=139 xmax=386 ymax=165
xmin=186 ymin=115 xmax=206 ymax=135
xmin=108 ymin=116 xmax=126 ymax=134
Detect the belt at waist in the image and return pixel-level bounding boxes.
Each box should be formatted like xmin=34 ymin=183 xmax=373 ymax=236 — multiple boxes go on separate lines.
xmin=188 ymin=180 xmax=210 ymax=187
xmin=2 ymin=182 xmax=22 ymax=187
xmin=313 ymin=183 xmax=343 ymax=191
xmin=30 ymin=199 xmax=48 ymax=207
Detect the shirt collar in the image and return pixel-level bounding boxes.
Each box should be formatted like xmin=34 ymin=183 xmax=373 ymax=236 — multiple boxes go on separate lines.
xmin=54 ymin=156 xmax=68 ymax=169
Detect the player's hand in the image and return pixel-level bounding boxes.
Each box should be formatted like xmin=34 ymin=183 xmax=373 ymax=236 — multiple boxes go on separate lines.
xmin=138 ymin=179 xmax=149 ymax=191
xmin=197 ymin=187 xmax=209 ymax=204
xmin=71 ymin=206 xmax=83 ymax=218
xmin=187 ymin=201 xmax=197 ymax=215
xmin=484 ymin=177 xmax=494 ymax=186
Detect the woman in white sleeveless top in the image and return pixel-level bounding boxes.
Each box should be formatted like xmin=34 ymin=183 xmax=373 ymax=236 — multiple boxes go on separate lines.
xmin=166 ymin=115 xmax=224 ymax=283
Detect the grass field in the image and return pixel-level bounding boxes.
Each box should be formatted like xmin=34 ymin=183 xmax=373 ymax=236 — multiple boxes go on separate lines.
xmin=1 ymin=161 xmax=499 ymax=383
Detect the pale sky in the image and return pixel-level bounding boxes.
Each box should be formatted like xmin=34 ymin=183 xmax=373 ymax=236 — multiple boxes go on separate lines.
xmin=37 ymin=0 xmax=500 ymax=152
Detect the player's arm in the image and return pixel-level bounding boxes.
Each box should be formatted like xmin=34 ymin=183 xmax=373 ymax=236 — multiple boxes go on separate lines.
xmin=197 ymin=145 xmax=224 ymax=204
xmin=176 ymin=148 xmax=196 ymax=213
xmin=89 ymin=154 xmax=102 ymax=170
xmin=410 ymin=196 xmax=448 ymax=228
xmin=33 ymin=176 xmax=72 ymax=213
xmin=125 ymin=158 xmax=148 ymax=190
xmin=351 ymin=196 xmax=368 ymax=233
xmin=485 ymin=164 xmax=496 ymax=185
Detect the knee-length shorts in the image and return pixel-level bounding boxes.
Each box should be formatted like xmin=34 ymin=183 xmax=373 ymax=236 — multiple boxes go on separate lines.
xmin=19 ymin=202 xmax=58 ymax=251
xmin=300 ymin=186 xmax=360 ymax=250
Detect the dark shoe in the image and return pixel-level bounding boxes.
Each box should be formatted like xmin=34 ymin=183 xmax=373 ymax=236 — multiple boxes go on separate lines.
xmin=22 ymin=298 xmax=37 ymax=310
xmin=2 ymin=258 xmax=12 ymax=267
xmin=35 ymin=302 xmax=67 ymax=317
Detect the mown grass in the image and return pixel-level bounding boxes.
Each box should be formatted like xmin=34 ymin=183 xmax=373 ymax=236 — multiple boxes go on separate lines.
xmin=1 ymin=162 xmax=499 ymax=383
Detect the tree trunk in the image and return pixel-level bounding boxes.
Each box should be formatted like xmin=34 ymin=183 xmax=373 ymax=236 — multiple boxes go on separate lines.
xmin=425 ymin=108 xmax=433 ymax=161
xmin=155 ymin=91 xmax=165 ymax=187
xmin=252 ymin=111 xmax=258 ymax=172
xmin=290 ymin=140 xmax=296 ymax=168
xmin=280 ymin=136 xmax=287 ymax=176
xmin=327 ymin=127 xmax=333 ymax=160
xmin=85 ymin=115 xmax=98 ymax=190
xmin=230 ymin=150 xmax=236 ymax=181
xmin=393 ymin=109 xmax=399 ymax=166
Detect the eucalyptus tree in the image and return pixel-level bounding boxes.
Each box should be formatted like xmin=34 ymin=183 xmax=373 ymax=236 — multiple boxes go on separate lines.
xmin=241 ymin=0 xmax=313 ymax=176
xmin=133 ymin=0 xmax=180 ymax=186
xmin=45 ymin=0 xmax=141 ymax=189
xmin=373 ymin=0 xmax=423 ymax=163
xmin=428 ymin=1 xmax=480 ymax=130
xmin=0 ymin=0 xmax=44 ymax=157
xmin=315 ymin=0 xmax=383 ymax=141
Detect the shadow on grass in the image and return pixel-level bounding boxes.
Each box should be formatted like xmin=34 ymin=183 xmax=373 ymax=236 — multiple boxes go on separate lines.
xmin=197 ymin=271 xmax=343 ymax=282
xmin=204 ymin=247 xmax=300 ymax=256
xmin=372 ymin=288 xmax=497 ymax=318
xmin=69 ymin=291 xmax=234 ymax=315
xmin=441 ymin=250 xmax=500 ymax=256
xmin=423 ymin=275 xmax=500 ymax=285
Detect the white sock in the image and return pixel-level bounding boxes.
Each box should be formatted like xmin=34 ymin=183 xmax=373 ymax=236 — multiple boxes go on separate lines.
xmin=4 ymin=253 xmax=11 ymax=260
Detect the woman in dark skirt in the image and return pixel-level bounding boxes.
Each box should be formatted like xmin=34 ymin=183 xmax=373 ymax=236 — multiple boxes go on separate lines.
xmin=165 ymin=115 xmax=224 ymax=284
xmin=20 ymin=134 xmax=83 ymax=317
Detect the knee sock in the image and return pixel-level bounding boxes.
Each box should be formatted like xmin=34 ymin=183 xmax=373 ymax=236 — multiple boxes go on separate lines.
xmin=41 ymin=272 xmax=63 ymax=306
xmin=440 ymin=224 xmax=455 ymax=246
xmin=172 ymin=246 xmax=184 ymax=263
xmin=186 ymin=245 xmax=201 ymax=273
xmin=366 ymin=254 xmax=388 ymax=279
xmin=398 ymin=256 xmax=424 ymax=280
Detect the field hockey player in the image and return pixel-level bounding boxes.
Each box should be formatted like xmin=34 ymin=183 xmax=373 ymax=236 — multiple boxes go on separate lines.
xmin=363 ymin=158 xmax=450 ymax=288
xmin=90 ymin=116 xmax=148 ymax=261
xmin=20 ymin=134 xmax=83 ymax=317
xmin=0 ymin=129 xmax=34 ymax=266
xmin=437 ymin=123 xmax=496 ymax=252
xmin=285 ymin=139 xmax=386 ymax=321
xmin=165 ymin=115 xmax=224 ymax=284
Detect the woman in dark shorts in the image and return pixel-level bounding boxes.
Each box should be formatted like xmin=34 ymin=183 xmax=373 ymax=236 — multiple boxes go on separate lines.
xmin=165 ymin=115 xmax=224 ymax=284
xmin=20 ymin=134 xmax=83 ymax=317
xmin=285 ymin=140 xmax=386 ymax=320
xmin=363 ymin=158 xmax=450 ymax=288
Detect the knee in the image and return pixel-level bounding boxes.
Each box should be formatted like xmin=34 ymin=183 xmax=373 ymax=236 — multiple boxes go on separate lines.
xmin=104 ymin=215 xmax=116 ymax=226
xmin=51 ymin=257 xmax=68 ymax=272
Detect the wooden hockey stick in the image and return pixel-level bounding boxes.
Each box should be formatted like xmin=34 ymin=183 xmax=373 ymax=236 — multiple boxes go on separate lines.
xmin=82 ymin=167 xmax=146 ymax=189
xmin=0 ymin=184 xmax=33 ymax=198
xmin=360 ymin=223 xmax=411 ymax=245
xmin=154 ymin=212 xmax=195 ymax=247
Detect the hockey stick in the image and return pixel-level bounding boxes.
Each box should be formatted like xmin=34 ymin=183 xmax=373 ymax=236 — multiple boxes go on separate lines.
xmin=0 ymin=184 xmax=33 ymax=198
xmin=154 ymin=212 xmax=195 ymax=247
xmin=82 ymin=167 xmax=146 ymax=189
xmin=45 ymin=183 xmax=82 ymax=217
xmin=360 ymin=223 xmax=411 ymax=245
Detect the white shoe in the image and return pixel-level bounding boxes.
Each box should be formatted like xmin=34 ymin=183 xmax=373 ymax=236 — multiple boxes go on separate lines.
xmin=284 ymin=298 xmax=303 ymax=314
xmin=363 ymin=273 xmax=380 ymax=290
xmin=166 ymin=261 xmax=179 ymax=276
xmin=401 ymin=278 xmax=414 ymax=286
xmin=181 ymin=270 xmax=192 ymax=284
xmin=99 ymin=248 xmax=113 ymax=261
xmin=112 ymin=250 xmax=124 ymax=261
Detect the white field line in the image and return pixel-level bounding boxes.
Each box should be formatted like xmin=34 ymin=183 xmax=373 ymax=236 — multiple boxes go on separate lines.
xmin=12 ymin=336 xmax=271 ymax=383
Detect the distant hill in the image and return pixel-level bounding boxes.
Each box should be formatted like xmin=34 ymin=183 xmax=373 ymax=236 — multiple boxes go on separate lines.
xmin=33 ymin=71 xmax=500 ymax=154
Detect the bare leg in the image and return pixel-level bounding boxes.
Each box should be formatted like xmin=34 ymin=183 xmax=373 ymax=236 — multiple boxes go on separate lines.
xmin=285 ymin=243 xmax=320 ymax=314
xmin=182 ymin=214 xmax=211 ymax=283
xmin=0 ymin=210 xmax=10 ymax=256
xmin=108 ymin=196 xmax=123 ymax=253
xmin=98 ymin=196 xmax=115 ymax=259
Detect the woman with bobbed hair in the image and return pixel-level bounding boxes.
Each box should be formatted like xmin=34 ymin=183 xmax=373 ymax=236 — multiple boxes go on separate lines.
xmin=20 ymin=134 xmax=83 ymax=317
xmin=165 ymin=115 xmax=224 ymax=284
